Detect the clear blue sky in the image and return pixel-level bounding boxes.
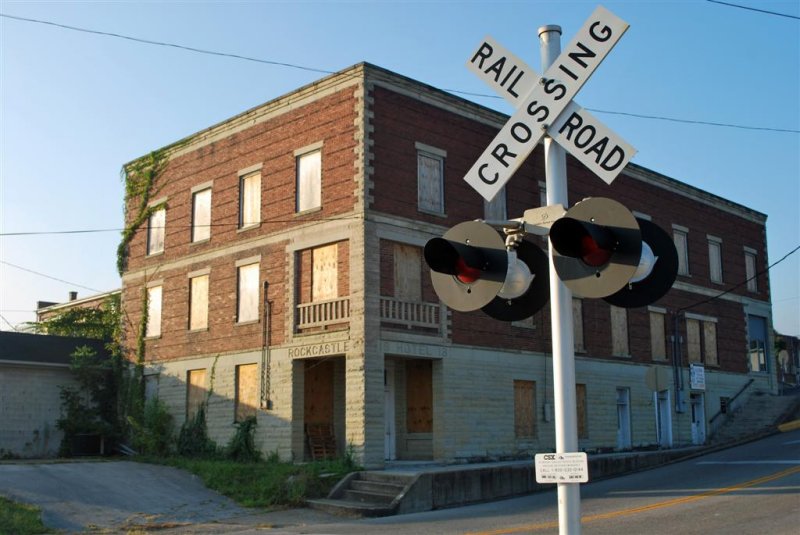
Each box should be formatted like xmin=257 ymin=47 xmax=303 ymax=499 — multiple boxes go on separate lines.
xmin=1 ymin=1 xmax=798 ymax=336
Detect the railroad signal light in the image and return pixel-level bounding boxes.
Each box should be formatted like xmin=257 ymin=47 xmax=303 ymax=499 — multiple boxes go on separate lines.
xmin=604 ymin=218 xmax=678 ymax=308
xmin=424 ymin=221 xmax=549 ymax=321
xmin=549 ymin=197 xmax=678 ymax=306
xmin=549 ymin=197 xmax=642 ymax=299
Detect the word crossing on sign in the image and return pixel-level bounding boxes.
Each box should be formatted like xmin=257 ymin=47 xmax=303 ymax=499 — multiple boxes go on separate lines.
xmin=467 ymin=36 xmax=636 ymax=186
xmin=463 ymin=5 xmax=629 ymax=201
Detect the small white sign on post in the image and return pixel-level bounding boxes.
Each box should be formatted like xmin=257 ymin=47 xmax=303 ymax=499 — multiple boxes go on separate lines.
xmin=463 ymin=5 xmax=630 ymax=201
xmin=690 ymin=363 xmax=706 ymax=390
xmin=535 ymin=452 xmax=589 ymax=484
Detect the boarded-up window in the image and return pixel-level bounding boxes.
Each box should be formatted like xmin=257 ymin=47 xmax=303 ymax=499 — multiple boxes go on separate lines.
xmin=687 ymin=317 xmax=718 ymax=366
xmin=704 ymin=321 xmax=718 ymax=366
xmin=406 ymin=360 xmax=433 ymax=433
xmin=610 ymin=305 xmax=629 ymax=356
xmin=708 ymin=238 xmax=722 ymax=283
xmin=312 ymin=244 xmax=338 ymax=301
xmin=297 ymin=149 xmax=321 ymax=212
xmin=674 ymin=229 xmax=689 ymax=276
xmin=484 ymin=187 xmax=507 ymax=221
xmin=235 ymin=363 xmax=259 ymax=422
xmin=576 ymin=383 xmax=588 ymax=439
xmin=237 ymin=263 xmax=259 ymax=322
xmin=418 ymin=151 xmax=444 ymax=214
xmin=686 ymin=318 xmax=702 ymax=363
xmin=514 ymin=380 xmax=536 ymax=438
xmin=189 ymin=274 xmax=209 ymax=330
xmin=146 ymin=285 xmax=162 ymax=337
xmin=745 ymin=251 xmax=757 ymax=292
xmin=147 ymin=207 xmax=165 ymax=255
xmin=650 ymin=311 xmax=667 ymax=361
xmin=573 ymin=299 xmax=585 ymax=352
xmin=192 ymin=188 xmax=211 ymax=242
xmin=187 ymin=368 xmax=207 ymax=421
xmin=394 ymin=243 xmax=422 ymax=301
xmin=239 ymin=172 xmax=261 ymax=228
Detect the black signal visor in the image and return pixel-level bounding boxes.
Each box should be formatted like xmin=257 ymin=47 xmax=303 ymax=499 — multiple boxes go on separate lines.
xmin=550 ymin=218 xmax=616 ymax=267
xmin=424 ymin=238 xmax=486 ymax=283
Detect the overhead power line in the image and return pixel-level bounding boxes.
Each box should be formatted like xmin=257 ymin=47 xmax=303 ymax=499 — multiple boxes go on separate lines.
xmin=2 ymin=12 xmax=798 ymax=134
xmin=678 ymin=244 xmax=800 ymax=313
xmin=705 ymin=0 xmax=800 ymax=20
xmin=0 ymin=313 xmax=19 ymax=331
xmin=0 ymin=215 xmax=363 ymax=237
xmin=0 ymin=260 xmax=103 ymax=293
xmin=585 ymin=108 xmax=799 ymax=134
xmin=0 ymin=13 xmax=333 ymax=74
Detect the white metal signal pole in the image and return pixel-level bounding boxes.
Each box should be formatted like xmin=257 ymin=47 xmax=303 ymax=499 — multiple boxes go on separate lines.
xmin=539 ymin=24 xmax=582 ymax=534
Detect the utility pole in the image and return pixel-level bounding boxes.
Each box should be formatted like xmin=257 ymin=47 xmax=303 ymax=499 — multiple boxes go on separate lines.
xmin=539 ymin=24 xmax=581 ymax=535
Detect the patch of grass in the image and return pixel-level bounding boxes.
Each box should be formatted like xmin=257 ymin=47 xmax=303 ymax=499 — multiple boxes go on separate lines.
xmin=0 ymin=496 xmax=50 ymax=535
xmin=149 ymin=455 xmax=358 ymax=508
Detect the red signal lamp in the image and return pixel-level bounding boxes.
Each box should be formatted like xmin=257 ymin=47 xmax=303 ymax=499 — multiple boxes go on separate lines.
xmin=549 ymin=197 xmax=641 ymax=298
xmin=424 ymin=221 xmax=549 ymax=319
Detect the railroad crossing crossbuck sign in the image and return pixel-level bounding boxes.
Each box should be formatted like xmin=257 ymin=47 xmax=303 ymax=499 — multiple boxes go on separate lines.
xmin=464 ymin=5 xmax=635 ymax=201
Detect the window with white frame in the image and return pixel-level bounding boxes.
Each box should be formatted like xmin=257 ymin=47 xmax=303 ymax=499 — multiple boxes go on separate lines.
xmin=417 ymin=143 xmax=445 ymax=214
xmin=745 ymin=248 xmax=758 ymax=292
xmin=296 ymin=147 xmax=322 ymax=213
xmin=146 ymin=284 xmax=163 ymax=337
xmin=239 ymin=171 xmax=261 ymax=229
xmin=237 ymin=262 xmax=260 ymax=323
xmin=673 ymin=226 xmax=689 ymax=276
xmin=147 ymin=206 xmax=166 ymax=255
xmin=191 ymin=186 xmax=212 ymax=243
xmin=747 ymin=314 xmax=768 ymax=373
xmin=708 ymin=236 xmax=723 ymax=283
xmin=189 ymin=272 xmax=209 ymax=330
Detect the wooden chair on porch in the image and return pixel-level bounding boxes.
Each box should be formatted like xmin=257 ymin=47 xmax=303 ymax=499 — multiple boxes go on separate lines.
xmin=306 ymin=423 xmax=337 ymax=460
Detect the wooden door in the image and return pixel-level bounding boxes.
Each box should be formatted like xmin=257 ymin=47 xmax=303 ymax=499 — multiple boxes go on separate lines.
xmin=304 ymin=360 xmax=334 ymax=424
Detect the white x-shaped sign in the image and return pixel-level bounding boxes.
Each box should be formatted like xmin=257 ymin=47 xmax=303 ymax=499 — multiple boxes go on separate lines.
xmin=464 ymin=6 xmax=636 ymax=201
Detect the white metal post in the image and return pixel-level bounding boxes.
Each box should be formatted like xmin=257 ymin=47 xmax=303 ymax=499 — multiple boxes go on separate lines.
xmin=539 ymin=24 xmax=581 ymax=534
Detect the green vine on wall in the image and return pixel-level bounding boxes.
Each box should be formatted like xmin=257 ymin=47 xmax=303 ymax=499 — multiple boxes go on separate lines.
xmin=115 ymin=147 xmax=174 ymax=442
xmin=117 ymin=149 xmax=170 ymax=276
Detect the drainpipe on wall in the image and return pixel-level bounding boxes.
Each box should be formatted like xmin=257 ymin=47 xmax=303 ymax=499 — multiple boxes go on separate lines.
xmin=261 ymin=281 xmax=273 ymax=410
xmin=671 ymin=311 xmax=685 ymax=414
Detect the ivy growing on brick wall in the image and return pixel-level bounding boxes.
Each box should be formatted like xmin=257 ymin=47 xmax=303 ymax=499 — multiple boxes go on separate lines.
xmin=116 ymin=148 xmax=170 ymax=276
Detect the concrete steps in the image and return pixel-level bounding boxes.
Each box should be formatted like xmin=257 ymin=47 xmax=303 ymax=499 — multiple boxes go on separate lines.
xmin=710 ymin=391 xmax=800 ymax=445
xmin=308 ymin=471 xmax=414 ymax=517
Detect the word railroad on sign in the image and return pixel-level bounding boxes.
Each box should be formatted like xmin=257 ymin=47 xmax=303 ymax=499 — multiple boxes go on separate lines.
xmin=464 ymin=5 xmax=635 ymax=201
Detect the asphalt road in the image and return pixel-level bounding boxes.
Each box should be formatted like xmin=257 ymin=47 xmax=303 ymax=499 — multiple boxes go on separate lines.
xmin=1 ymin=430 xmax=798 ymax=534
xmin=275 ymin=429 xmax=800 ymax=535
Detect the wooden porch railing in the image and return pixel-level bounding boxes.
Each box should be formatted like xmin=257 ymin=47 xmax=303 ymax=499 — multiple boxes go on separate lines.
xmin=296 ymin=297 xmax=350 ymax=330
xmin=380 ymin=297 xmax=440 ymax=329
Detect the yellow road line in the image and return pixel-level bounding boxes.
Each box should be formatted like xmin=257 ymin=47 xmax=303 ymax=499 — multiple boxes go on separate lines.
xmin=778 ymin=419 xmax=800 ymax=432
xmin=466 ymin=465 xmax=800 ymax=535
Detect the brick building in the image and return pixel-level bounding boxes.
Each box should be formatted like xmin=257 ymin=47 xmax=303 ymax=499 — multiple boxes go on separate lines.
xmin=36 ymin=290 xmax=120 ymax=325
xmin=120 ymin=63 xmax=775 ymax=468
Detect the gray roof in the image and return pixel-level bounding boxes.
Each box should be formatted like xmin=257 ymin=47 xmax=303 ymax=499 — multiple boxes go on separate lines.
xmin=0 ymin=331 xmax=111 ymax=366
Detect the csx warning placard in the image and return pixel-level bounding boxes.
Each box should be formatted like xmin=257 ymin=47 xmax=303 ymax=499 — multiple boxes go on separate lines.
xmin=534 ymin=452 xmax=589 ymax=483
